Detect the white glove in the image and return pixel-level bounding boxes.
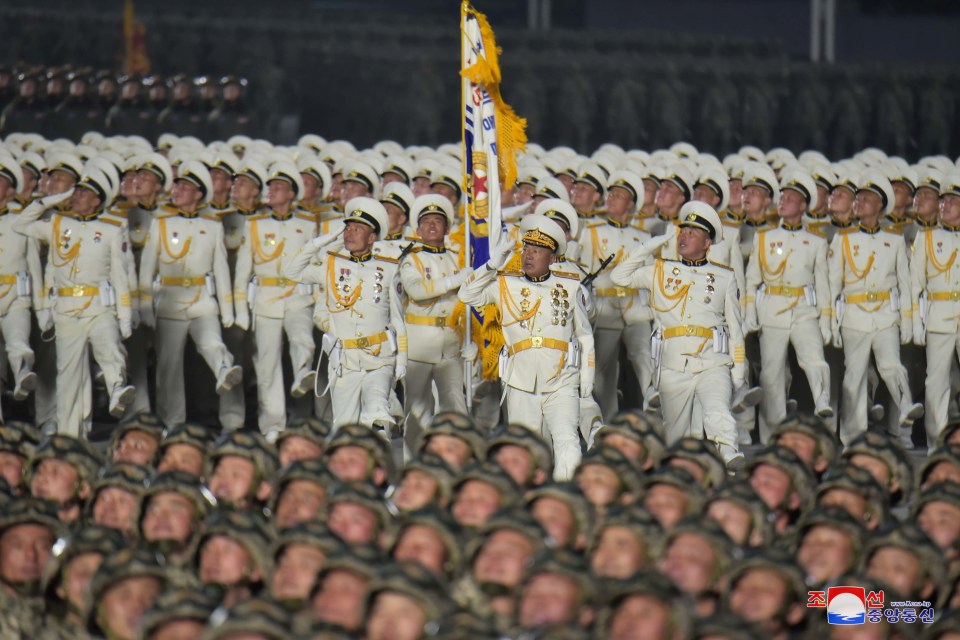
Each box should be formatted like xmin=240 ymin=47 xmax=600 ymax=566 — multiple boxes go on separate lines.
xmin=321 ymin=332 xmax=338 ymax=356
xmin=39 ymin=189 xmax=74 ymax=208
xmin=442 ymin=268 xmax=474 ymax=292
xmin=37 ymin=309 xmax=53 ymax=333
xmin=313 ymin=229 xmax=342 ymax=249
xmin=819 ymin=318 xmax=832 ymax=345
xmin=731 ymin=364 xmax=747 ymax=390
xmin=486 ymin=237 xmax=514 ymax=271
xmin=832 ymin=328 xmax=843 ymax=349
xmin=395 ymin=363 xmax=407 ymax=380
xmin=745 ymin=309 xmax=760 ymax=334
xmin=461 ymin=341 xmax=478 ymax=361
xmin=580 ymin=382 xmax=594 ymax=399
xmin=130 ymin=306 xmax=141 ymax=331
xmin=141 ymin=307 xmax=155 ymax=329
xmin=900 ymin=321 xmax=912 ymax=345
xmin=120 ymin=318 xmax=133 ymax=340
xmin=639 ymin=233 xmax=671 ymax=254
xmin=235 ymin=311 xmax=250 ymax=331
xmin=222 ymin=314 xmax=235 ymax=329
xmin=914 ymin=325 xmax=926 ymax=347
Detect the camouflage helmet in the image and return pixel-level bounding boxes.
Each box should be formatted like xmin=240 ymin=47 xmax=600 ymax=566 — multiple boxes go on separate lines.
xmin=107 ymin=411 xmax=166 ymax=458
xmin=589 ymin=504 xmax=663 ymax=558
xmin=690 ymin=611 xmax=765 ymax=640
xmin=795 ymin=504 xmax=866 ymax=562
xmin=434 ymin=608 xmax=500 ymax=640
xmin=744 ymin=445 xmax=817 ymax=512
xmin=326 ymin=423 xmax=394 ymax=482
xmin=816 ymin=461 xmax=891 ymax=527
xmin=42 ymin=524 xmax=127 ymax=600
xmin=575 ymin=445 xmax=643 ymax=496
xmin=297 ymin=620 xmax=360 ymax=640
xmin=911 ymin=481 xmax=960 ymax=521
xmin=28 ymin=434 xmax=103 ymax=484
xmin=841 ymin=430 xmax=914 ymax=505
xmin=660 ymin=437 xmax=726 ymax=490
xmin=0 ymin=495 xmax=64 ymax=538
xmin=467 ymin=507 xmax=548 ymax=564
xmin=419 ymin=411 xmax=486 ymax=463
xmin=597 ymin=410 xmax=667 ymax=467
xmin=391 ymin=452 xmax=457 ymax=506
xmin=202 ymin=597 xmax=291 ymax=640
xmin=85 ymin=547 xmax=168 ymax=634
xmin=523 ymin=547 xmax=596 ymax=605
xmin=140 ymin=586 xmax=220 ymax=639
xmin=918 ymin=444 xmax=960 ymax=490
xmin=703 ymin=480 xmax=775 ymax=547
xmin=363 ymin=561 xmax=453 ymax=625
xmin=453 ymin=460 xmax=523 ymax=509
xmin=594 ymin=571 xmax=689 ymax=639
xmin=313 ymin=543 xmax=385 ymax=588
xmin=159 ymin=421 xmax=216 ymax=453
xmin=0 ymin=420 xmax=40 ymax=459
xmin=525 ymin=481 xmax=593 ymax=544
xmin=485 ymin=422 xmax=554 ymax=482
xmin=723 ymin=548 xmax=808 ymax=608
xmin=769 ymin=412 xmax=841 ymax=471
xmin=387 ymin=506 xmax=463 ymax=579
xmin=269 ymin=458 xmax=335 ymax=513
xmin=90 ymin=461 xmax=152 ymax=498
xmin=278 ymin=415 xmax=332 ymax=449
xmin=608 ymin=408 xmax=666 ymax=439
xmin=862 ymin=522 xmax=947 ymax=593
xmin=141 ymin=469 xmax=218 ymax=527
xmin=196 ymin=507 xmax=274 ymax=582
xmin=272 ymin=519 xmax=343 ymax=563
xmin=937 ymin=420 xmax=960 ymax=448
xmin=210 ymin=429 xmax=279 ymax=482
xmin=640 ymin=465 xmax=705 ymax=517
xmin=662 ymin=516 xmax=737 ymax=583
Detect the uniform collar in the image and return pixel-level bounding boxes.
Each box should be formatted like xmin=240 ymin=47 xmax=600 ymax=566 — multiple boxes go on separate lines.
xmin=177 ymin=209 xmax=199 ymax=219
xmin=577 ymin=209 xmax=596 ymax=219
xmin=139 ymin=201 xmax=158 ymax=212
xmin=272 ymin=210 xmax=293 ymax=221
xmin=236 ymin=204 xmax=260 ymax=216
xmin=209 ymin=199 xmax=231 ymax=210
xmin=606 ymin=217 xmax=630 ymax=229
xmin=657 ymin=212 xmax=675 ymax=222
xmin=886 ymin=213 xmax=911 ymax=224
xmin=724 ymin=209 xmax=745 ymax=223
xmin=384 ymin=231 xmax=403 ymax=241
xmin=524 ymin=271 xmax=550 ymax=282
xmin=942 ymin=222 xmax=960 ymax=232
xmin=681 ymin=257 xmax=708 ymax=267
xmin=420 ymin=243 xmax=446 ymax=253
xmin=858 ymin=223 xmax=881 ymax=234
xmin=348 ymin=251 xmax=373 ymax=263
xmin=74 ymin=209 xmax=101 ymax=222
xmin=918 ymin=218 xmax=938 ymax=228
xmin=806 ymin=210 xmax=829 ymax=220
xmin=832 ymin=219 xmax=853 ymax=228
xmin=745 ymin=217 xmax=768 ymax=227
xmin=781 ymin=221 xmax=803 ymax=231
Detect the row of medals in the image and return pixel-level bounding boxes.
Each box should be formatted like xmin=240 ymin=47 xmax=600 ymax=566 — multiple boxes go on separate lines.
xmin=334 ymin=266 xmax=385 ymax=309
xmin=518 ymin=283 xmax=571 ymax=328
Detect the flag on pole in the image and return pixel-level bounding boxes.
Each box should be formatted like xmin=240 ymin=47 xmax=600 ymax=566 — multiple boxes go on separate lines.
xmin=461 ymin=1 xmax=527 ymax=381
xmin=123 ymin=0 xmax=150 ymax=76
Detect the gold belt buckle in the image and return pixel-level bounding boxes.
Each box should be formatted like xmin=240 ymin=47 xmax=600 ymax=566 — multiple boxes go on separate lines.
xmin=866 ymin=292 xmax=878 ymax=302
xmin=73 ymin=285 xmax=84 ymax=296
xmin=181 ymin=277 xmax=193 ymax=287
xmin=685 ymin=325 xmax=696 ymax=335
xmin=356 ymin=336 xmax=369 ymax=348
xmin=615 ymin=287 xmax=627 ymax=298
xmin=952 ymin=292 xmax=960 ymax=301
xmin=531 ymin=336 xmax=543 ymax=348
xmin=434 ymin=317 xmax=446 ymax=327
xmin=277 ymin=277 xmax=288 ymax=287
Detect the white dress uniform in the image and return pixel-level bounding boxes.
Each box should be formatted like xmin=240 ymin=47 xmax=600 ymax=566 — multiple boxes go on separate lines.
xmin=911 ymin=220 xmax=960 ymax=446
xmin=610 ymin=203 xmax=745 ymax=464
xmin=459 ymin=215 xmax=594 ymax=480
xmin=14 ymin=187 xmax=134 ymax=436
xmin=285 ymin=200 xmax=407 ymax=431
xmin=581 ymin=217 xmax=653 ymax=419
xmin=123 ymin=199 xmax=160 ymax=416
xmin=829 ymin=223 xmax=919 ymax=444
xmin=745 ymin=221 xmax=832 ymax=431
xmin=0 ymin=199 xmax=41 ymax=405
xmin=139 ymin=200 xmax=238 ymax=428
xmin=234 ymin=208 xmax=317 ymax=436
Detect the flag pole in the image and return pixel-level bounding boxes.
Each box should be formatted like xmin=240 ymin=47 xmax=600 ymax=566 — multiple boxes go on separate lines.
xmin=460 ymin=1 xmax=474 ymax=412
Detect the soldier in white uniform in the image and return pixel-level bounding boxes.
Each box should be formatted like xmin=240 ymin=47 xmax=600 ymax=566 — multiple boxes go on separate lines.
xmin=610 ymin=201 xmax=745 ymax=467
xmin=829 ymin=169 xmax=923 ymax=445
xmin=399 ymin=194 xmax=471 ymax=458
xmin=234 ymin=162 xmax=317 ymax=440
xmin=0 ymin=157 xmax=40 ymax=404
xmin=376 ymin=182 xmax=416 ymax=260
xmin=14 ymin=169 xmax=135 ymax=435
xmin=580 ymin=170 xmax=655 ymax=419
xmin=458 ymin=214 xmax=594 ymax=480
xmin=284 ymin=197 xmax=406 ymax=433
xmin=912 ymin=172 xmax=960 ymax=449
xmin=139 ymin=160 xmax=242 ymax=428
xmin=745 ymin=170 xmax=833 ymax=435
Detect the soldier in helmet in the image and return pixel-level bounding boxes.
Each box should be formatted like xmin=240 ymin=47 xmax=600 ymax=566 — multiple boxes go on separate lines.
xmin=449 ymin=461 xmax=521 ymax=530
xmin=485 ymin=422 xmax=553 ymax=488
xmin=862 ymin=523 xmax=943 ymax=602
xmin=768 ymin=413 xmax=840 ymax=478
xmin=919 ymin=445 xmax=960 ymax=491
xmin=87 ymin=462 xmax=151 ymax=538
xmin=641 ymin=466 xmax=704 ymax=530
xmin=525 ymin=482 xmax=591 ymax=550
xmin=270 ymin=459 xmax=334 ymax=530
xmin=744 ymin=445 xmax=816 ymax=532
xmin=196 ymin=508 xmax=273 ymax=608
xmin=841 ymin=430 xmax=914 ymax=508
xmin=28 ymin=434 xmax=102 ymax=523
xmin=139 ymin=587 xmax=219 ymax=640
xmin=201 ymin=597 xmax=290 ymax=640
xmin=388 ymin=506 xmax=462 ymax=582
xmin=364 ymin=562 xmax=453 ymax=640
xmin=574 ymin=446 xmax=641 ymax=515
xmin=658 ymin=436 xmax=727 ymax=492
xmin=815 ymin=461 xmax=890 ymax=531
xmin=84 ymin=547 xmax=166 ymax=640
xmin=324 ymin=423 xmax=392 ymax=489
xmin=140 ymin=470 xmax=214 ymax=576
xmin=515 ymin=549 xmax=596 ymax=635
xmin=912 ymin=482 xmax=960 ymax=568
xmin=207 ymin=430 xmax=278 ymax=510
xmin=723 ymin=550 xmax=808 ymax=640
xmin=0 ymin=497 xmax=64 ymax=638
xmin=325 ymin=481 xmax=390 ymax=547
xmin=388 ymin=452 xmax=456 ymax=513
xmin=703 ymin=480 xmax=774 ymax=548
xmin=275 ymin=416 xmax=330 ymax=469
xmin=594 ymin=410 xmax=666 ymax=472
xmin=594 ymin=571 xmax=689 ymax=640
xmin=39 ymin=525 xmax=125 ymax=640
xmin=107 ymin=412 xmax=165 ymax=467
xmin=417 ymin=411 xmax=485 ymax=472
xmin=0 ymin=421 xmax=39 ymax=493
xmin=589 ymin=505 xmax=662 ymax=579
xmin=156 ymin=421 xmax=215 ymax=478
xmin=794 ymin=505 xmax=865 ymax=587
xmin=269 ymin=520 xmax=341 ymax=609
xmin=657 ymin=516 xmax=735 ymax=617
xmin=310 ymin=545 xmax=383 ymax=634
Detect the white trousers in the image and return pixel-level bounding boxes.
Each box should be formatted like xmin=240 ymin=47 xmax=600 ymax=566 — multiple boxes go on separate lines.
xmin=505 ymin=383 xmax=581 ymax=480
xmin=156 ymin=316 xmax=233 ymax=427
xmin=593 ymin=322 xmax=653 ymax=420
xmin=925 ymin=332 xmax=960 ymax=446
xmin=840 ymin=326 xmax=912 ymax=445
xmin=659 ymin=365 xmax=738 ymax=460
xmin=759 ymin=321 xmax=830 ymax=426
xmin=403 ymin=357 xmax=467 ymax=460
xmin=253 ymin=310 xmax=316 ymax=433
xmin=123 ymin=323 xmax=152 ymax=417
xmin=329 ymin=363 xmax=395 ymax=429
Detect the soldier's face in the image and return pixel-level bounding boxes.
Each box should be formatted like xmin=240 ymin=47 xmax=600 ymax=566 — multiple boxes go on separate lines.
xmin=777 ymin=189 xmax=807 ymax=222
xmin=828 ymin=187 xmax=855 ymax=216
xmin=749 ymin=463 xmax=794 ymax=512
xmin=451 ymin=480 xmax=502 ymax=528
xmin=424 ymin=434 xmax=471 ymax=470
xmin=61 ymin=552 xmax=102 ymax=612
xmin=113 ymin=429 xmax=159 ymax=466
xmin=941 ymin=194 xmax=960 ymax=226
xmin=677 ymin=226 xmax=711 ymax=262
xmin=340 ymin=180 xmax=370 ymax=206
xmin=815 ymin=184 xmax=829 ymax=211
xmin=431 ymin=183 xmax=459 ymax=208
xmin=576 ymin=464 xmax=622 ymax=507
xmin=923 ymin=461 xmax=960 ymax=490
xmin=643 ymin=483 xmax=690 ymax=529
xmin=0 ymin=451 xmax=24 ymax=490
xmin=383 ymin=202 xmax=407 ymax=235
xmin=655 ymin=182 xmax=686 ymax=216
xmin=328 ymin=502 xmax=379 ymax=545
xmin=342 ymin=221 xmax=376 ymax=255
xmin=571 ymin=182 xmax=600 ymax=212
xmin=847 ymin=453 xmax=892 ymax=490
xmin=312 ymin=569 xmax=369 ymax=630
xmin=606 ymin=185 xmax=636 ymax=217
xmin=136 ymin=170 xmax=162 ymax=198
xmin=230 ymin=175 xmax=261 ymax=203
xmin=392 ymin=469 xmax=440 ymax=512
xmin=728 ymin=567 xmax=791 ymax=628
xmin=796 ymin=525 xmax=854 ymax=584
xmin=274 ymin=479 xmax=326 ymax=530
xmin=0 ymin=176 xmax=14 ymax=201
xmin=47 ymin=169 xmax=76 ymax=195
xmin=914 ymin=187 xmax=940 ymax=217
xmin=120 ymin=170 xmax=139 ymax=199
xmin=474 ymin=530 xmax=534 ymax=587
xmin=366 ymin=592 xmax=429 ymax=640
xmin=199 ymin=535 xmax=257 ymax=585
xmin=380 ymin=171 xmax=406 ymax=189
xmin=492 ymin=444 xmax=535 ymax=487
xmin=521 ymin=243 xmax=555 ymax=278
xmin=142 ymin=493 xmax=196 ymax=543
xmin=300 ymin=173 xmax=321 ymax=202
xmin=392 ymin=524 xmax=448 ymax=577
xmin=157 ymin=443 xmax=205 ymax=477
xmin=71 ymin=186 xmax=102 ymax=215
xmin=517 ymin=183 xmax=537 ymax=205
xmin=519 ymin=573 xmax=582 ymax=628
xmin=728 ymin=179 xmax=743 ymax=211
xmin=866 ymin=547 xmax=924 ymax=600
xmin=607 ymin=594 xmax=672 ymax=640
xmin=20 ymin=172 xmax=38 ymax=197
xmin=600 ymin=433 xmax=647 ymax=467
xmin=642 ymin=179 xmax=659 ymax=209
xmin=417 ymin=213 xmax=447 ymax=245
xmin=853 ymin=190 xmax=883 ymax=221
xmin=327 ymin=445 xmax=374 ymax=483
xmin=171 ymin=180 xmax=203 ymax=210
xmin=267 ymin=179 xmax=295 ymax=209
xmin=658 ymin=533 xmax=718 ymax=596
xmin=818 ymin=488 xmax=870 ymax=524
xmin=591 ymin=526 xmax=646 ymax=579
xmin=412 ymin=176 xmax=432 ymax=198
xmin=531 ymin=497 xmax=576 ymax=548
xmin=741 ymin=185 xmax=771 ymax=217
xmin=705 ymin=499 xmax=753 ymax=547
xmin=271 ymin=543 xmax=327 ymax=601
xmin=0 ymin=523 xmax=54 ymax=584
xmin=692 ymin=184 xmax=721 ymax=210
xmin=31 ymin=458 xmax=80 ymax=504
xmin=773 ymin=431 xmax=818 ymax=467
xmin=558 ymin=174 xmax=575 ymax=195
xmin=97 ymin=576 xmax=162 ymax=639
xmin=149 ymin=619 xmax=206 ymax=640
xmin=917 ymin=501 xmax=960 ymax=551
xmin=502 ymin=184 xmax=518 ymax=206
xmin=92 ymin=486 xmax=140 ymax=533
xmin=209 ymin=455 xmax=258 ymax=504
xmin=278 ymin=434 xmax=324 ymax=469
xmin=892 ymin=182 xmax=913 ymax=209
xmin=210 ymin=168 xmax=233 ymax=199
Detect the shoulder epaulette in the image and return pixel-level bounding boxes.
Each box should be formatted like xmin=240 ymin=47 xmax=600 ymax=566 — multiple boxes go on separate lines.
xmin=404 ymin=235 xmax=420 ymax=242
xmin=295 ymin=212 xmax=316 ymax=223
xmin=708 ymin=261 xmax=733 ymax=271
xmin=498 ymin=269 xmax=524 ymax=277
xmin=327 ymin=250 xmax=349 ymax=260
xmin=807 ymin=226 xmax=826 ymax=238
xmin=551 ymin=270 xmax=581 ymax=280
xmin=374 ymin=254 xmax=399 ymax=264
xmin=106 ymin=207 xmax=128 ymax=218
xmin=97 ymin=216 xmax=123 ymax=227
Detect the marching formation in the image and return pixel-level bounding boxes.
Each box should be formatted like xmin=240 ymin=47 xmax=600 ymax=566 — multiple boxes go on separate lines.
xmin=0 ymin=130 xmax=960 ymax=638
